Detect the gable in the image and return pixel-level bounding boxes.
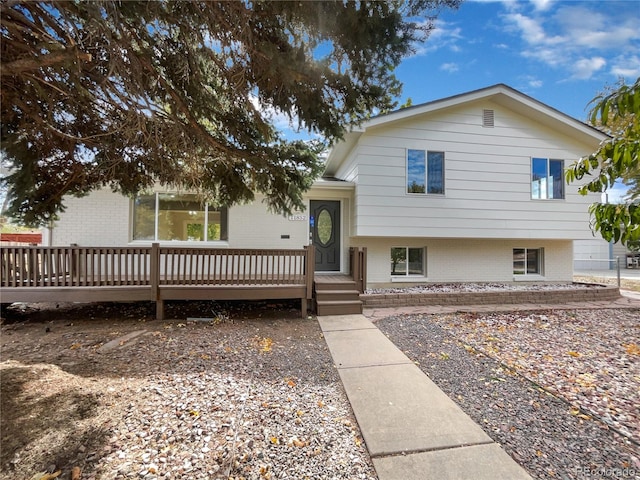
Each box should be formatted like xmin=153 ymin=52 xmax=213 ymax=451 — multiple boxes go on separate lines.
xmin=324 ymin=84 xmax=607 ymax=177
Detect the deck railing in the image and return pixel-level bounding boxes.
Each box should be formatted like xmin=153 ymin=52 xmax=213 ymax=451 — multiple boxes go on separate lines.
xmin=1 ymin=246 xmax=153 ymax=287
xmin=1 ymin=244 xmax=315 ymax=318
xmin=157 ymin=246 xmax=308 ymax=286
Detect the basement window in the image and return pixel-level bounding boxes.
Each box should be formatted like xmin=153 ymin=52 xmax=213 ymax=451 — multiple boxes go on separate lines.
xmin=391 ymin=247 xmax=425 ymax=276
xmin=513 ymin=248 xmax=544 ymax=275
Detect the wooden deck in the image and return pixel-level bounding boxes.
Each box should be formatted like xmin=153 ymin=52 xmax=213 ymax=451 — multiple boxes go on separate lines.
xmin=1 ymin=245 xmax=369 ymax=318
xmin=1 ymin=244 xmax=315 ymax=319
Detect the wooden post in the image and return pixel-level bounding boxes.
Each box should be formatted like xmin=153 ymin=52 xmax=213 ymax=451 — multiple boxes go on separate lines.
xmin=350 ymin=247 xmax=360 ymax=291
xmin=150 ymin=243 xmax=163 ymax=320
xmin=303 ymin=245 xmax=315 ymax=317
xmin=360 ymin=247 xmax=367 ymax=294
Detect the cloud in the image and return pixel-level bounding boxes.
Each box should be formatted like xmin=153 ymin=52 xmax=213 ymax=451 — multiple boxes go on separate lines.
xmin=440 ymin=62 xmax=459 ymax=73
xmin=610 ymin=55 xmax=640 ymax=78
xmin=530 ymin=0 xmax=554 ymax=11
xmin=413 ymin=19 xmax=463 ymax=56
xmin=527 ymin=78 xmax=543 ymax=88
xmin=572 ymin=57 xmax=606 ymax=80
xmin=503 ymin=12 xmax=563 ymax=46
xmin=500 ymin=3 xmax=640 ymax=81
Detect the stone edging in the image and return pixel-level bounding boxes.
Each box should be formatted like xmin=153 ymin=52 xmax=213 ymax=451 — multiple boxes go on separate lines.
xmin=360 ymin=283 xmax=620 ymax=308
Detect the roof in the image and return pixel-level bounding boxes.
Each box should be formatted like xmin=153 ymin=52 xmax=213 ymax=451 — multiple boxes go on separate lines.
xmin=324 ymin=83 xmax=608 ymax=176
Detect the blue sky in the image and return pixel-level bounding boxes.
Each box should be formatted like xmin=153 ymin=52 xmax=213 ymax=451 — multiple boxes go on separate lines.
xmin=395 ymin=0 xmax=639 ymax=200
xmin=399 ymin=0 xmax=639 ymax=122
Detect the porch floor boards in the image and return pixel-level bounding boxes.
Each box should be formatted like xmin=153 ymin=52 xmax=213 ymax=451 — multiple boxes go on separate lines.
xmin=314 ymin=273 xmax=354 ymax=284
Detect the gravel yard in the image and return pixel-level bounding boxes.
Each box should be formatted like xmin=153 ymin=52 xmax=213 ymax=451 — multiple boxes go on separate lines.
xmin=376 ymin=308 xmax=640 ymax=480
xmin=3 ymin=293 xmax=639 ymax=480
xmin=1 ymin=301 xmax=376 ymax=480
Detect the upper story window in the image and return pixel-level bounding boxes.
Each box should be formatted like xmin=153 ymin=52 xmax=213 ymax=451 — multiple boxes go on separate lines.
xmin=132 ymin=193 xmax=228 ymax=242
xmin=407 ymin=149 xmax=444 ymax=195
xmin=531 ymin=158 xmax=564 ymax=199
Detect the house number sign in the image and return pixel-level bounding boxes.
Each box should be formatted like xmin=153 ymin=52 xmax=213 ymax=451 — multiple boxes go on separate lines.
xmin=288 ymin=214 xmax=307 ymax=221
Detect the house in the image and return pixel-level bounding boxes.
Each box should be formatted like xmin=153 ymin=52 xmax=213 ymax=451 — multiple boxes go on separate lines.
xmin=43 ymin=84 xmax=606 ymax=289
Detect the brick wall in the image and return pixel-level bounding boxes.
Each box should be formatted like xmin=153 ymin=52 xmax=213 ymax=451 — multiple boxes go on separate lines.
xmin=361 ymin=284 xmax=620 ymax=308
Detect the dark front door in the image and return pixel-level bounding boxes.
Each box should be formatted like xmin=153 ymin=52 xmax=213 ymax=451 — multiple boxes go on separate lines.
xmin=310 ymin=200 xmax=340 ymax=271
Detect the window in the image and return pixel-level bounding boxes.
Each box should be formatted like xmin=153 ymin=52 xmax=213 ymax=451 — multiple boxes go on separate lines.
xmin=513 ymin=248 xmax=543 ymax=275
xmin=391 ymin=247 xmax=425 ymax=276
xmin=531 ymin=158 xmax=564 ymax=199
xmin=132 ymin=193 xmax=228 ymax=242
xmin=407 ymin=149 xmax=444 ymax=194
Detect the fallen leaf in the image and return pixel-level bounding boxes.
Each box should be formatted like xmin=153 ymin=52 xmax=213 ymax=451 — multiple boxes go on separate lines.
xmin=30 ymin=472 xmax=62 ymax=480
xmin=567 ymin=351 xmax=581 ymax=358
xmin=69 ymin=343 xmax=82 ymax=350
xmin=623 ymin=343 xmax=640 ymax=355
xmin=260 ymin=337 xmax=273 ymax=353
xmin=71 ymin=466 xmax=81 ymax=480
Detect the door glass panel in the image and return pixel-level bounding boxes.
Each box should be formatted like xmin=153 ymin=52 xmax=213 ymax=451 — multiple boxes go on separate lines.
xmin=317 ymin=209 xmax=332 ymax=245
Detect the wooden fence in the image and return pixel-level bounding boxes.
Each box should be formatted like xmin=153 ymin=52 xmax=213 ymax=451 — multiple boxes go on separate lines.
xmin=1 ymin=244 xmax=315 ymax=319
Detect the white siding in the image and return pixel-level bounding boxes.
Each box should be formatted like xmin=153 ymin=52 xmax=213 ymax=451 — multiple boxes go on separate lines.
xmin=348 ymin=100 xmax=599 ymax=240
xmin=50 ymin=188 xmax=354 ymax=273
xmin=353 ymin=237 xmax=574 ymax=287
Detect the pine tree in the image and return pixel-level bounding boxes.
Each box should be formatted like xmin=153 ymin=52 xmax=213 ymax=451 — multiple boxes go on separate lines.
xmin=0 ymin=0 xmax=460 ymax=226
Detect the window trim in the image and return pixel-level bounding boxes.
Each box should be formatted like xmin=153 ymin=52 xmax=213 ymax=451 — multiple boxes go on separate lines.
xmin=390 ymin=246 xmax=426 ymax=278
xmin=131 ymin=192 xmax=229 ymax=244
xmin=406 ymin=148 xmax=445 ymax=196
xmin=531 ymin=157 xmax=565 ymax=200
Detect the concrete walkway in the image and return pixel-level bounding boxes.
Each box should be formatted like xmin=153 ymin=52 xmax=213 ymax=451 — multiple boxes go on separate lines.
xmin=319 ymin=292 xmax=640 ymax=479
xmin=318 ymin=314 xmax=533 ymax=480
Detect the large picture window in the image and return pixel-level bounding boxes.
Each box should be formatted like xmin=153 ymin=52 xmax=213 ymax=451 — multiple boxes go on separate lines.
xmin=531 ymin=158 xmax=564 ymax=199
xmin=391 ymin=247 xmax=425 ymax=276
xmin=407 ymin=149 xmax=444 ymax=194
xmin=133 ymin=193 xmax=228 ymax=242
xmin=513 ymin=248 xmax=543 ymax=275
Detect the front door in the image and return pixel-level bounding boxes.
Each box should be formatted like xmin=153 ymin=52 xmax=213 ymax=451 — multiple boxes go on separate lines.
xmin=310 ymin=200 xmax=340 ymax=271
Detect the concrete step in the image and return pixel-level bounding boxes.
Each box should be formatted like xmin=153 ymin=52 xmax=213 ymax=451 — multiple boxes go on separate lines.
xmin=316 ymin=300 xmax=363 ymax=316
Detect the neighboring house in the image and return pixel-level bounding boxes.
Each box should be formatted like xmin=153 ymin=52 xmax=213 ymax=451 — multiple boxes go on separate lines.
xmin=47 ymin=84 xmax=607 ymax=288
xmin=0 ymin=231 xmax=42 ymax=245
xmin=575 ymin=237 xmax=639 ymax=270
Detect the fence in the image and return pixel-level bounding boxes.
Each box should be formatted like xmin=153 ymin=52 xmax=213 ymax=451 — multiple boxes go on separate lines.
xmin=573 ymin=257 xmax=621 ymax=287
